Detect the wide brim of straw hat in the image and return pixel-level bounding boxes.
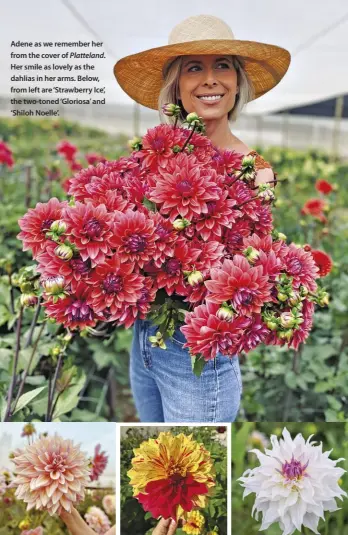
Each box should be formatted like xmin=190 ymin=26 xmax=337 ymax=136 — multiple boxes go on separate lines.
xmin=114 ymin=39 xmax=291 ymax=110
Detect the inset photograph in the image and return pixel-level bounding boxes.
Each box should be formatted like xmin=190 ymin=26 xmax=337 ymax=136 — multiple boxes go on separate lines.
xmin=0 ymin=422 xmax=116 ymax=535
xmin=232 ymin=423 xmax=348 ymax=535
xmin=121 ymin=425 xmax=228 ymax=535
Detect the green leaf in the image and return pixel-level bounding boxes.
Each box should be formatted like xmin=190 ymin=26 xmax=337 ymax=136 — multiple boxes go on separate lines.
xmin=12 ymin=385 xmax=47 ymax=414
xmin=191 ymin=355 xmax=206 ymax=377
xmin=144 ymin=512 xmax=153 ymax=520
xmin=142 ymin=197 xmax=156 ymax=212
xmin=0 ymin=348 xmax=11 ymax=370
xmin=52 ymin=372 xmax=86 ymax=419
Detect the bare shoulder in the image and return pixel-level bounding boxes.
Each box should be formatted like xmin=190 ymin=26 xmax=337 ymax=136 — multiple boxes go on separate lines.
xmin=254 ymin=167 xmax=275 ymax=186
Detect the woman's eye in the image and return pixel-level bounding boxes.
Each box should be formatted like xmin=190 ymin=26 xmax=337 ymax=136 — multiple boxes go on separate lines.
xmin=188 ymin=65 xmax=201 ymax=72
xmin=217 ymin=63 xmax=230 ymax=69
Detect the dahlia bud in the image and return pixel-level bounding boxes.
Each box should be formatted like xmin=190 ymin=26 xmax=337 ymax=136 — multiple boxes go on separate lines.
xmin=240 ymin=155 xmax=256 ymax=181
xmin=278 ymin=329 xmax=293 ymax=341
xmin=8 ymin=452 xmax=15 ymax=459
xmin=162 ymin=103 xmax=181 ymax=117
xmin=317 ymin=290 xmax=330 ymax=306
xmin=300 ymin=285 xmax=309 ymax=297
xmin=266 ymin=320 xmax=278 ymax=330
xmin=217 ymin=304 xmax=234 ymax=322
xmin=172 ymin=145 xmax=182 ymax=153
xmin=258 ymin=184 xmax=275 ymax=202
xmin=20 ymin=281 xmax=34 ymax=293
xmin=54 ymin=243 xmax=74 ymax=261
xmin=186 ymin=143 xmax=195 ymax=153
xmin=51 ymin=345 xmax=62 ymax=357
xmin=279 ymin=312 xmax=296 ymax=329
xmin=186 ymin=112 xmax=200 ymax=124
xmin=173 ymin=218 xmax=191 ymax=230
xmin=277 ymin=292 xmax=288 ymax=302
xmin=42 ymin=275 xmax=66 ymax=296
xmin=20 ymin=293 xmax=38 ymax=308
xmin=243 ymin=246 xmax=260 ymax=263
xmin=19 ymin=520 xmax=30 ymax=530
xmin=288 ymin=291 xmax=301 ymax=307
xmin=187 ymin=270 xmax=204 ymax=286
xmin=50 ymin=219 xmax=67 ymax=235
xmin=149 ymin=331 xmax=167 ymax=349
xmin=127 ymin=136 xmax=142 ymax=151
xmin=63 ymin=333 xmax=73 ymax=342
xmin=303 ymin=244 xmax=312 ymax=252
xmin=278 ymin=232 xmax=287 ymax=241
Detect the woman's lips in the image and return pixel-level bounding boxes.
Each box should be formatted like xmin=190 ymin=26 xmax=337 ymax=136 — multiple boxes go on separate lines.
xmin=195 ymin=94 xmax=225 ymax=105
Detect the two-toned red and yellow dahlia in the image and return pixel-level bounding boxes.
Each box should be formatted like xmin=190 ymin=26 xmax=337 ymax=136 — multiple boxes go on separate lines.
xmin=128 ymin=432 xmax=215 ymax=521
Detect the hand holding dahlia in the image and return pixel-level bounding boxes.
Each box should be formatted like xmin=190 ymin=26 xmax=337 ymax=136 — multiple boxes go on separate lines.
xmin=11 ymin=433 xmax=91 ymax=515
xmin=127 ymin=431 xmax=215 ymax=521
xmin=238 ymin=427 xmax=347 ymax=535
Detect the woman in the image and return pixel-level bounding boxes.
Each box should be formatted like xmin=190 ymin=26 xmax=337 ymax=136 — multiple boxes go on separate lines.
xmin=114 ymin=14 xmax=291 ymax=422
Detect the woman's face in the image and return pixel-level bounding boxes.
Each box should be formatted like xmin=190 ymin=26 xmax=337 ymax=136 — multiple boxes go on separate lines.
xmin=178 ymin=54 xmax=238 ymax=121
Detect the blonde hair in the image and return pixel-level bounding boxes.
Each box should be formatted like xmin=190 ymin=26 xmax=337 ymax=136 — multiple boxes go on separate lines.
xmin=158 ymin=55 xmax=255 ymax=124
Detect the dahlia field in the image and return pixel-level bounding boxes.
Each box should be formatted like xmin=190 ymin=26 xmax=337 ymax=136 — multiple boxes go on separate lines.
xmin=0 ymin=117 xmax=347 ymax=422
xmin=232 ymin=423 xmax=348 ymax=534
xmin=121 ymin=426 xmax=227 ymax=535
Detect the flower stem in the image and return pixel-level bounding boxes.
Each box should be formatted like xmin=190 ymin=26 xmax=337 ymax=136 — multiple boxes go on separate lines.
xmin=181 ymin=125 xmax=196 ymax=152
xmin=12 ymin=321 xmax=46 ymax=414
xmin=8 ymin=273 xmax=15 ymax=315
xmin=25 ymin=164 xmax=32 ymax=208
xmin=4 ymin=306 xmax=24 ymax=422
xmin=24 ymin=297 xmax=42 ymax=348
xmin=46 ymin=351 xmax=64 ymax=421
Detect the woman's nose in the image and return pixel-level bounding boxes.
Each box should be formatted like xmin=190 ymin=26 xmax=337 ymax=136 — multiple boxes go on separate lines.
xmin=203 ymin=67 xmax=218 ymax=86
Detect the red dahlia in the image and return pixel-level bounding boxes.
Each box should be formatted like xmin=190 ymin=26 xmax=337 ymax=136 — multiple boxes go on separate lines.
xmin=115 ymin=277 xmax=157 ymax=328
xmin=88 ymin=254 xmax=144 ymax=318
xmin=64 ymin=202 xmax=115 ymax=266
xmin=149 ymin=153 xmax=220 ymax=222
xmin=311 ymin=249 xmax=333 ymax=277
xmin=137 ymin=473 xmax=208 ymax=520
xmin=111 ymin=210 xmax=157 ymax=269
xmin=156 ymin=240 xmax=201 ymax=295
xmin=0 ymin=141 xmax=14 ymax=168
xmin=205 ymin=256 xmax=272 ymax=316
xmin=56 ymin=140 xmax=77 ymax=161
xmin=17 ymin=198 xmax=66 ymax=258
xmin=315 ymin=179 xmax=334 ymax=195
xmin=284 ymin=244 xmax=319 ymax=291
xmin=223 ymin=219 xmax=252 ymax=256
xmin=90 ymin=444 xmax=108 ymax=481
xmin=43 ymin=282 xmax=97 ymax=329
xmin=301 ymin=198 xmax=328 ymax=223
xmin=136 ymin=124 xmax=180 ymax=172
xmin=194 ymin=191 xmax=238 ymax=241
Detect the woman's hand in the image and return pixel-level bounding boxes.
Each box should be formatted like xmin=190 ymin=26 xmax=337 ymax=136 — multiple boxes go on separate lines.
xmin=60 ymin=506 xmax=115 ymax=535
xmin=152 ymin=518 xmax=178 ymax=535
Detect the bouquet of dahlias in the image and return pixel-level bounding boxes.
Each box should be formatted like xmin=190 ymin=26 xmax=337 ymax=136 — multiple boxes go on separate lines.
xmin=17 ymin=106 xmax=330 ymax=373
xmin=11 ymin=433 xmax=91 ymax=515
xmin=127 ymin=431 xmax=215 ymax=521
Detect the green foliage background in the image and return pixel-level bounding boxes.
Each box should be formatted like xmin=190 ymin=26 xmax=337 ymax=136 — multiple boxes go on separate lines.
xmin=120 ymin=426 xmax=227 ymax=535
xmin=0 ymin=117 xmax=347 ymax=422
xmin=232 ymin=422 xmax=348 ymax=534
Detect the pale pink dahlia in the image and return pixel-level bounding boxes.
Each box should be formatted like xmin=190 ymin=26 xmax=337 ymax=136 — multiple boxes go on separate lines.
xmin=21 ymin=528 xmax=43 ymax=535
xmin=205 ymin=256 xmax=272 ymax=316
xmin=12 ymin=434 xmax=91 ymax=515
xmin=102 ymin=494 xmax=116 ymax=515
xmin=85 ymin=506 xmax=111 ymax=534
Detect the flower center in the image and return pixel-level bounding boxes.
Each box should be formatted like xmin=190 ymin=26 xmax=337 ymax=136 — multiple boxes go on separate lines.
xmin=165 ymin=258 xmax=181 ymax=275
xmin=83 ymin=217 xmax=102 ymax=238
xmin=66 ymin=300 xmax=93 ymax=321
xmin=155 ymin=223 xmax=170 ymax=239
xmin=103 ymin=274 xmax=123 ymax=294
xmin=41 ymin=218 xmax=55 ymax=232
xmin=70 ymin=257 xmax=91 ymax=275
xmin=169 ymin=473 xmax=186 ymax=487
xmin=288 ymin=258 xmax=302 ymax=275
xmin=234 ymin=288 xmax=253 ymax=306
xmin=206 ymin=201 xmax=217 ymax=215
xmin=126 ymin=234 xmax=147 ymax=253
xmin=176 ymin=180 xmax=192 ymax=195
xmin=281 ymin=456 xmax=309 ymax=481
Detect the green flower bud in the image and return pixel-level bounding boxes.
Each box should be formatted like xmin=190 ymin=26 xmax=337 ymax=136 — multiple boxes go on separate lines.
xmin=266 ymin=320 xmax=278 ymax=330
xmin=279 ymin=312 xmax=296 ymax=329
xmin=162 ymin=103 xmax=181 ymax=117
xmin=277 ymin=292 xmax=288 ymax=302
xmin=278 ymin=232 xmax=287 ymax=241
xmin=127 ymin=136 xmax=142 ymax=151
xmin=54 ymin=243 xmax=74 ymax=261
xmin=187 ymin=270 xmax=204 ymax=286
xmin=50 ymin=220 xmax=67 ymax=235
xmin=42 ymin=275 xmax=66 ymax=296
xmin=173 ymin=218 xmax=191 ymax=230
xmin=217 ymin=305 xmax=234 ymax=322
xmin=20 ymin=293 xmax=38 ymax=307
xmin=243 ymin=246 xmax=260 ymax=263
xmin=149 ymin=331 xmax=167 ymax=349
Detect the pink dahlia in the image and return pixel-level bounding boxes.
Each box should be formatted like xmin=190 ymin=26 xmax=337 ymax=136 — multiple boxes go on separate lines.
xmin=115 ymin=277 xmax=157 ymax=328
xmin=194 ymin=240 xmax=225 ymax=272
xmin=102 ymin=494 xmax=116 ymax=515
xmin=85 ymin=152 xmax=107 ymax=166
xmin=21 ymin=528 xmax=44 ymax=535
xmin=90 ymin=444 xmax=108 ymax=482
xmin=212 ymin=148 xmax=243 ymax=176
xmin=149 ymin=153 xmax=220 ymax=222
xmin=111 ymin=210 xmax=157 ymax=269
xmin=194 ymin=191 xmax=238 ymax=241
xmin=63 ymin=202 xmax=115 ymax=266
xmin=150 ymin=212 xmax=176 ymax=267
xmin=284 ymin=244 xmax=319 ymax=291
xmin=85 ymin=506 xmax=111 ymax=534
xmin=136 ymin=124 xmax=180 ymax=171
xmin=223 ymin=219 xmax=252 ymax=256
xmin=156 ymin=240 xmax=201 ymax=295
xmin=67 ymin=163 xmax=112 ymax=201
xmin=289 ymin=299 xmax=315 ymax=350
xmin=17 ymin=198 xmax=66 ymax=258
xmin=234 ymin=314 xmax=270 ymax=354
xmin=12 ymin=434 xmax=90 ymax=515
xmin=37 ymin=244 xmax=93 ymax=292
xmin=251 ymin=204 xmax=273 ymax=236
xmin=43 ymin=281 xmax=97 ymax=329
xmin=88 ymin=254 xmax=144 ymax=318
xmin=228 ymin=181 xmax=257 ymax=220
xmin=205 ymin=256 xmax=272 ymax=316
xmin=0 ymin=140 xmax=14 ymax=167
xmin=181 ymin=301 xmax=250 ymax=359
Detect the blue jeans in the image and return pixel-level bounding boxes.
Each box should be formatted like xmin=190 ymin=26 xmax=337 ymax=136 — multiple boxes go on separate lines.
xmin=130 ymin=318 xmax=242 ymax=422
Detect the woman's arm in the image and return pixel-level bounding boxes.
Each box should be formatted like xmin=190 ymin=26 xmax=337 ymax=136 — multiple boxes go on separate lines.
xmin=254 ymin=167 xmax=275 ymax=187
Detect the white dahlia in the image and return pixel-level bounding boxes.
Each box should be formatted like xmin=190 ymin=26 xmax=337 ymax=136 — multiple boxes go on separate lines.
xmin=238 ymin=427 xmax=347 ymax=535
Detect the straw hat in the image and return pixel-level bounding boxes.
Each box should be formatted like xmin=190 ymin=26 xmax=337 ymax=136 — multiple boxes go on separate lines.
xmin=114 ymin=14 xmax=291 ymax=110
